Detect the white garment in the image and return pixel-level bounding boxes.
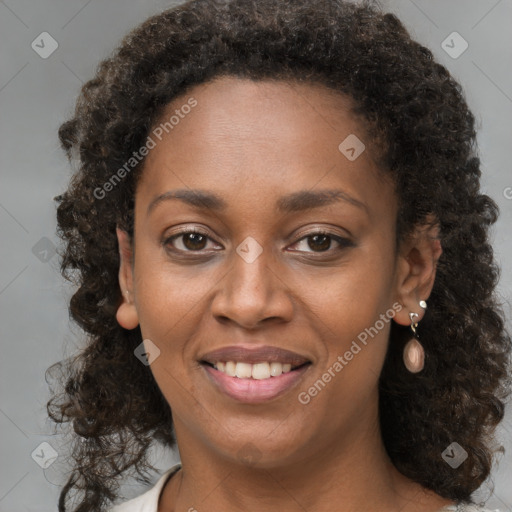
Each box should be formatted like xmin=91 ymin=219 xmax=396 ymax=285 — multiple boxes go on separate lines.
xmin=443 ymin=507 xmax=501 ymax=512
xmin=109 ymin=464 xmax=501 ymax=512
xmin=110 ymin=463 xmax=181 ymax=512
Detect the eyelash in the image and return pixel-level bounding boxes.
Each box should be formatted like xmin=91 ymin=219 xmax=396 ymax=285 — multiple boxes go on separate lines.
xmin=163 ymin=227 xmax=354 ymax=256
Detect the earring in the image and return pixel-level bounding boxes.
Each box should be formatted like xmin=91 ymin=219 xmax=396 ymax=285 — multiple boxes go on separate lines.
xmin=403 ymin=300 xmax=427 ymax=373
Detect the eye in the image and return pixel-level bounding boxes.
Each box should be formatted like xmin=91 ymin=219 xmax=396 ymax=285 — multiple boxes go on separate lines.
xmin=164 ymin=228 xmax=221 ymax=253
xmin=289 ymin=231 xmax=354 ymax=254
xmin=163 ymin=227 xmax=353 ymax=255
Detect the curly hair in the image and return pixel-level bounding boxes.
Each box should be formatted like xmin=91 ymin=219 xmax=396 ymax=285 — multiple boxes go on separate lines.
xmin=47 ymin=0 xmax=512 ymax=510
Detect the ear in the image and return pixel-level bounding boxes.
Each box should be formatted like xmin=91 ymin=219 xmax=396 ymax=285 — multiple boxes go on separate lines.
xmin=392 ymin=215 xmax=443 ymax=327
xmin=116 ymin=227 xmax=139 ymax=330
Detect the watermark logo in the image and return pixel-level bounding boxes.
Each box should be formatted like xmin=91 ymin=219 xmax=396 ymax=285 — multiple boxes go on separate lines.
xmin=32 ymin=236 xmax=57 ymax=263
xmin=31 ymin=32 xmax=58 ymax=59
xmin=338 ymin=134 xmax=366 ymax=161
xmin=134 ymin=339 xmax=161 ymax=366
xmin=237 ymin=442 xmax=263 ymax=466
xmin=297 ymin=302 xmax=402 ymax=405
xmin=31 ymin=442 xmax=59 ymax=469
xmin=93 ymin=97 xmax=198 ymax=200
xmin=236 ymin=236 xmax=263 ymax=263
xmin=441 ymin=32 xmax=468 ymax=59
xmin=441 ymin=442 xmax=468 ymax=468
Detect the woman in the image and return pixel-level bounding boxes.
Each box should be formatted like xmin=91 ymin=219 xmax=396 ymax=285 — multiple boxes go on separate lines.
xmin=47 ymin=0 xmax=511 ymax=511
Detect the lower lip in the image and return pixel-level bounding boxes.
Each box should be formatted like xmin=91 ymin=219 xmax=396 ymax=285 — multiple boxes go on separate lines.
xmin=201 ymin=363 xmax=311 ymax=404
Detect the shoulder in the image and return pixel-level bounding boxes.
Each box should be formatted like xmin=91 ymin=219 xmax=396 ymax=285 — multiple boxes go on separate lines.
xmin=108 ymin=463 xmax=182 ymax=512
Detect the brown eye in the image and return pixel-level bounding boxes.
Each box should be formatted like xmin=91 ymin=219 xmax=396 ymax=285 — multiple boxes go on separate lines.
xmin=307 ymin=234 xmax=331 ymax=252
xmin=181 ymin=232 xmax=208 ymax=251
xmin=164 ymin=229 xmax=217 ymax=252
xmin=290 ymin=231 xmax=354 ymax=254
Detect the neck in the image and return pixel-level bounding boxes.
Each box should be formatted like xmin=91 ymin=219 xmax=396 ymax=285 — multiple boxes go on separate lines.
xmin=159 ymin=413 xmax=454 ymax=512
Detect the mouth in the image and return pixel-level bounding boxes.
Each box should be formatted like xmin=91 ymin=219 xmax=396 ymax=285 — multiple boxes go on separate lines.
xmin=200 ymin=360 xmax=311 ymax=379
xmin=198 ymin=345 xmax=312 ymax=403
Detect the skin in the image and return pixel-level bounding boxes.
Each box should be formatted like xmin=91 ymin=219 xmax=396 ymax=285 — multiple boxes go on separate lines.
xmin=116 ymin=76 xmax=449 ymax=512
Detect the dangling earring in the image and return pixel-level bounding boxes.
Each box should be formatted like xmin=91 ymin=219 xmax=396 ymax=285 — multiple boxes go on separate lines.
xmin=403 ymin=300 xmax=427 ymax=373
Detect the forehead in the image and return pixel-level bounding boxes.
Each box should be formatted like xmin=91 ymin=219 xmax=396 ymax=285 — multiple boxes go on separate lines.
xmin=136 ymin=76 xmax=394 ymax=219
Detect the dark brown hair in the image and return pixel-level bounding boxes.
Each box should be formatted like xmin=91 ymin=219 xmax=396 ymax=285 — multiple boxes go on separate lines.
xmin=47 ymin=0 xmax=511 ymax=510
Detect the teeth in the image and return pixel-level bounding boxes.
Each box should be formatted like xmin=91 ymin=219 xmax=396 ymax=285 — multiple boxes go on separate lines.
xmin=235 ymin=362 xmax=252 ymax=378
xmin=213 ymin=361 xmax=297 ymax=379
xmin=270 ymin=362 xmax=283 ymax=377
xmin=252 ymin=362 xmax=270 ymax=380
xmin=225 ymin=361 xmax=236 ymax=377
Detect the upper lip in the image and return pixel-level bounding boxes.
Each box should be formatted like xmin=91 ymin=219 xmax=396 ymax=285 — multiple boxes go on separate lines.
xmin=199 ymin=345 xmax=311 ymax=367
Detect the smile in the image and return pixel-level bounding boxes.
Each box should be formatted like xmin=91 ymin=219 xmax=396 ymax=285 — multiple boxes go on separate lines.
xmin=208 ymin=361 xmax=304 ymax=379
xmin=200 ymin=361 xmax=311 ymax=403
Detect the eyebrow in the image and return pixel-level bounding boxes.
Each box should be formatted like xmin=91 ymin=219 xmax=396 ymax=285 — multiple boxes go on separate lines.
xmin=147 ymin=188 xmax=368 ymax=215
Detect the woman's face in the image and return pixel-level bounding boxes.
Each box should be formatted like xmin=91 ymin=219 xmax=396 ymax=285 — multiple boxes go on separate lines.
xmin=117 ymin=76 xmax=426 ymax=468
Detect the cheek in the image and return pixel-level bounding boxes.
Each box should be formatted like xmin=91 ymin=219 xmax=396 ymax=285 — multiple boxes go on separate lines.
xmin=137 ymin=289 xmax=209 ymax=351
xmin=131 ymin=248 xmax=215 ymax=354
xmin=297 ymin=240 xmax=395 ymax=332
xmin=299 ymin=239 xmax=396 ymax=382
xmin=132 ymin=258 xmax=212 ymax=409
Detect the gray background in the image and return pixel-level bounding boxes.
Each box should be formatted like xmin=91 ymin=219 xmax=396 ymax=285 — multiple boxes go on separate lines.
xmin=0 ymin=0 xmax=511 ymax=510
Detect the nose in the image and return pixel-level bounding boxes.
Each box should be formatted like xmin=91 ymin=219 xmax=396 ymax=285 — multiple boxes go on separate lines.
xmin=210 ymin=244 xmax=294 ymax=330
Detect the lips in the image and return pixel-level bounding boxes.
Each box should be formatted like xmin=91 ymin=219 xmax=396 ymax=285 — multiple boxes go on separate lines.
xmin=198 ymin=344 xmax=312 ymax=403
xmin=202 ymin=363 xmax=310 ymax=403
